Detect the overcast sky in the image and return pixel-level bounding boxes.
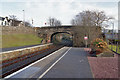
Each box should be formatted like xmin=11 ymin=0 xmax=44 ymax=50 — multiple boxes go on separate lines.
xmin=0 ymin=0 xmax=119 ymax=30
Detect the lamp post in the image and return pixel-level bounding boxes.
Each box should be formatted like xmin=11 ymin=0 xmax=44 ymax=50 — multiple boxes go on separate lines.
xmin=32 ymin=18 xmax=33 ymax=27
xmin=23 ymin=10 xmax=25 ymax=27
xmin=111 ymin=22 xmax=114 ymax=40
xmin=110 ymin=22 xmax=114 ymax=50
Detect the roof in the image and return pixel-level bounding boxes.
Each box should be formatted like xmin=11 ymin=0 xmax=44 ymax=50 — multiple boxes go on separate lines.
xmin=0 ymin=17 xmax=5 ymax=21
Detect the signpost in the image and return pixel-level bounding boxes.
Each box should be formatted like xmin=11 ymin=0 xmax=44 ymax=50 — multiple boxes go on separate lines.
xmin=84 ymin=36 xmax=88 ymax=48
xmin=48 ymin=40 xmax=50 ymax=43
xmin=45 ymin=23 xmax=46 ymax=25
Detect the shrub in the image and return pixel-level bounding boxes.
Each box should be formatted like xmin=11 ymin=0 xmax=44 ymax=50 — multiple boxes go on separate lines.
xmin=91 ymin=38 xmax=108 ymax=52
xmin=89 ymin=38 xmax=114 ymax=57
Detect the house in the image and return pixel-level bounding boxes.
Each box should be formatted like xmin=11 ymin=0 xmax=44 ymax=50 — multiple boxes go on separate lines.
xmin=0 ymin=17 xmax=5 ymax=26
xmin=104 ymin=29 xmax=118 ymax=40
xmin=10 ymin=19 xmax=22 ymax=26
xmin=0 ymin=16 xmax=22 ymax=26
xmin=0 ymin=17 xmax=10 ymax=26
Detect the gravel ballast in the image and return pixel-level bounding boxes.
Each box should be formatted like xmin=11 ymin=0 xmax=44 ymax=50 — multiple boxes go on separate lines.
xmin=88 ymin=55 xmax=118 ymax=78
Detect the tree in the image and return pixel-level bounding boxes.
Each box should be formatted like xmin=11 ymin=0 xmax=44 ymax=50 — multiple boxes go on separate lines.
xmin=72 ymin=26 xmax=102 ymax=47
xmin=71 ymin=10 xmax=114 ymax=27
xmin=9 ymin=15 xmax=18 ymax=20
xmin=71 ymin=10 xmax=114 ymax=47
xmin=24 ymin=21 xmax=32 ymax=27
xmin=54 ymin=20 xmax=61 ymax=26
xmin=48 ymin=17 xmax=62 ymax=26
xmin=9 ymin=15 xmax=18 ymax=26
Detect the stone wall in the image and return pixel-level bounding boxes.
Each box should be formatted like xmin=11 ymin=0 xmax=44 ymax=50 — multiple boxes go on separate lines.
xmin=1 ymin=26 xmax=36 ymax=35
xmin=0 ymin=43 xmax=53 ymax=61
xmin=35 ymin=26 xmax=73 ymax=44
xmin=36 ymin=26 xmax=102 ymax=47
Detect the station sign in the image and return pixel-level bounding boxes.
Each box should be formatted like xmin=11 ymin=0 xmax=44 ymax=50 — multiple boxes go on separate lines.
xmin=84 ymin=36 xmax=88 ymax=40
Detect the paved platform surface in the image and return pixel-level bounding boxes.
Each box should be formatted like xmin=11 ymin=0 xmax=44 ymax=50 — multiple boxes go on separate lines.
xmin=42 ymin=47 xmax=93 ymax=78
xmin=6 ymin=47 xmax=69 ymax=78
xmin=6 ymin=47 xmax=93 ymax=79
xmin=1 ymin=44 xmax=42 ymax=52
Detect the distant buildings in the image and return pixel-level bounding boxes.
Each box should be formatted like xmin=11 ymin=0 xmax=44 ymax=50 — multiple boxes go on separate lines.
xmin=104 ymin=29 xmax=118 ymax=40
xmin=0 ymin=16 xmax=23 ymax=26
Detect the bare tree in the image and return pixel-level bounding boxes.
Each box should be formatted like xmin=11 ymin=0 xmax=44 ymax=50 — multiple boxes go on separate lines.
xmin=72 ymin=26 xmax=102 ymax=47
xmin=24 ymin=21 xmax=32 ymax=27
xmin=9 ymin=15 xmax=18 ymax=20
xmin=71 ymin=10 xmax=114 ymax=27
xmin=9 ymin=15 xmax=18 ymax=26
xmin=55 ymin=20 xmax=61 ymax=26
xmin=71 ymin=10 xmax=114 ymax=47
xmin=71 ymin=19 xmax=76 ymax=25
xmin=48 ymin=17 xmax=54 ymax=26
xmin=48 ymin=17 xmax=62 ymax=26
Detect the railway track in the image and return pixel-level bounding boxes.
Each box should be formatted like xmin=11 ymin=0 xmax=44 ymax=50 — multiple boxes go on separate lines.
xmin=0 ymin=45 xmax=63 ymax=78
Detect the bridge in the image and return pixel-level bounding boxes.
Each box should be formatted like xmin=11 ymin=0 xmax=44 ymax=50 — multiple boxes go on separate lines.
xmin=34 ymin=25 xmax=102 ymax=47
xmin=35 ymin=26 xmax=74 ymax=46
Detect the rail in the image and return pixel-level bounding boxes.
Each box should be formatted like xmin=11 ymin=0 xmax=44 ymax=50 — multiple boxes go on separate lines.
xmin=0 ymin=45 xmax=63 ymax=78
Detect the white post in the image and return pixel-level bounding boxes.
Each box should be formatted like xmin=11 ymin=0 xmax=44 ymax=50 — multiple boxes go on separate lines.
xmin=84 ymin=36 xmax=88 ymax=48
xmin=85 ymin=40 xmax=87 ymax=48
xmin=112 ymin=22 xmax=114 ymax=40
xmin=32 ymin=18 xmax=33 ymax=27
xmin=23 ymin=10 xmax=25 ymax=27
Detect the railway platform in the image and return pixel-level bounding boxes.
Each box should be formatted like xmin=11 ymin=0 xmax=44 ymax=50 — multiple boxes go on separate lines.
xmin=5 ymin=47 xmax=93 ymax=79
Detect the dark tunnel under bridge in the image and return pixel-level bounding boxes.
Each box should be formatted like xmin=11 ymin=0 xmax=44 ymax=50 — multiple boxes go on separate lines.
xmin=50 ymin=32 xmax=73 ymax=46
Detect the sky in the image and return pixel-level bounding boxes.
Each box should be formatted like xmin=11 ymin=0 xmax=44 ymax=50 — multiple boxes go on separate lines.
xmin=0 ymin=0 xmax=119 ymax=30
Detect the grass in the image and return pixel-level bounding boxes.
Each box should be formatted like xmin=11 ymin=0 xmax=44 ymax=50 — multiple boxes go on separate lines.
xmin=108 ymin=45 xmax=120 ymax=54
xmin=2 ymin=34 xmax=43 ymax=48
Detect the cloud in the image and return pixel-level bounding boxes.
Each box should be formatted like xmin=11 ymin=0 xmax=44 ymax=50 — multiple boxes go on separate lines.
xmin=0 ymin=0 xmax=119 ymax=2
xmin=25 ymin=2 xmax=118 ymax=27
xmin=0 ymin=1 xmax=118 ymax=28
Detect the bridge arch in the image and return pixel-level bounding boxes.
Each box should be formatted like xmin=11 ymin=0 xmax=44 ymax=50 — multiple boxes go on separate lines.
xmin=50 ymin=32 xmax=73 ymax=46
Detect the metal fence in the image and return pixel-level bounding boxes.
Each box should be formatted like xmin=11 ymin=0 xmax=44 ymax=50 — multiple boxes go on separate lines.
xmin=108 ymin=41 xmax=120 ymax=54
xmin=104 ymin=30 xmax=120 ymax=54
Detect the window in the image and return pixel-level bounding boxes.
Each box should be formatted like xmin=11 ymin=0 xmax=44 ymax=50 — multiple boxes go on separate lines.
xmin=1 ymin=22 xmax=3 ymax=25
xmin=5 ymin=21 xmax=6 ymax=25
